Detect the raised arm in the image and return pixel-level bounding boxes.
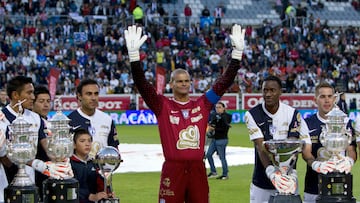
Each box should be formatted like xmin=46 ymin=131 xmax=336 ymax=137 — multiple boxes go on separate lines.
xmin=210 ymin=25 xmax=245 ymax=98
xmin=124 ymin=25 xmax=162 ymax=114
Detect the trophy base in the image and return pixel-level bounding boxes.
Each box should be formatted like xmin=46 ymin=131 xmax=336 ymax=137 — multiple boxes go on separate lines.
xmin=316 ymin=172 xmax=356 ymax=203
xmin=4 ymin=185 xmax=39 ymax=203
xmin=43 ymin=178 xmax=79 ymax=203
xmin=99 ymin=198 xmax=120 ymax=203
xmin=268 ymin=193 xmax=302 ymax=203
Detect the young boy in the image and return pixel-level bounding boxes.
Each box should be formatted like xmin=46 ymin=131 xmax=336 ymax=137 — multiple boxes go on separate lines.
xmin=70 ymin=128 xmax=111 ymax=203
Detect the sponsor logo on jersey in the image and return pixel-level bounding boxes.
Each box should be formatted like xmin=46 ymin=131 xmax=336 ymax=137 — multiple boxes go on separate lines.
xmin=176 ymin=125 xmax=200 ymax=149
xmin=191 ymin=114 xmax=203 ymax=123
xmin=191 ymin=106 xmax=201 ymax=114
xmin=169 ymin=115 xmax=179 ymax=125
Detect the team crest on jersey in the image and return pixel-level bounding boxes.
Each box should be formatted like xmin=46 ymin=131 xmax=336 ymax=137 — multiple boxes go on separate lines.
xmin=88 ymin=126 xmax=96 ymax=136
xmin=162 ymin=177 xmax=171 ymax=187
xmin=181 ymin=110 xmax=190 ymax=119
xmin=269 ymin=124 xmax=276 ymax=136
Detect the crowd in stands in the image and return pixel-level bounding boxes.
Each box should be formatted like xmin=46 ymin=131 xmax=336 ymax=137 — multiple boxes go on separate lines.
xmin=0 ymin=0 xmax=359 ymax=96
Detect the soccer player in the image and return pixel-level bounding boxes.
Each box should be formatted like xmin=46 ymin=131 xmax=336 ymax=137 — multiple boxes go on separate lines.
xmin=124 ymin=24 xmax=245 ymax=203
xmin=68 ymin=79 xmax=119 ymax=159
xmin=32 ymin=85 xmax=52 ymax=201
xmin=0 ymin=76 xmax=72 ymax=202
xmin=33 ymin=85 xmax=51 ymax=120
xmin=245 ymin=75 xmax=318 ymax=203
xmin=304 ymin=83 xmax=356 ymax=203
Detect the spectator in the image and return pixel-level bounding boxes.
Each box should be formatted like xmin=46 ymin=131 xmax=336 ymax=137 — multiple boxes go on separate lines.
xmin=133 ymin=5 xmax=144 ymax=26
xmin=184 ymin=4 xmax=192 ymax=28
xmin=349 ymin=98 xmax=357 ymax=111
xmin=214 ymin=5 xmax=224 ymax=27
xmin=337 ymin=93 xmax=349 ymax=115
xmin=206 ymin=101 xmax=232 ymax=180
xmin=201 ymin=6 xmax=210 ymax=17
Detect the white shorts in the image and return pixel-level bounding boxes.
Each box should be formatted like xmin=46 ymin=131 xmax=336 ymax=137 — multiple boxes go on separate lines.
xmin=250 ymin=183 xmax=277 ymax=203
xmin=303 ymin=192 xmax=317 ymax=203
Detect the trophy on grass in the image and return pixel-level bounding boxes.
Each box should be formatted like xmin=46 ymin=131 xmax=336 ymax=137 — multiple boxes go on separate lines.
xmin=95 ymin=146 xmax=122 ymax=203
xmin=43 ymin=98 xmax=79 ymax=203
xmin=4 ymin=101 xmax=39 ymax=203
xmin=263 ymin=139 xmax=305 ymax=203
xmin=316 ymin=102 xmax=356 ymax=203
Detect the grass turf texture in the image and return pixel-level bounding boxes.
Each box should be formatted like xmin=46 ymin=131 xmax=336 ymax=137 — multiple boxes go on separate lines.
xmin=112 ymin=124 xmax=360 ymax=202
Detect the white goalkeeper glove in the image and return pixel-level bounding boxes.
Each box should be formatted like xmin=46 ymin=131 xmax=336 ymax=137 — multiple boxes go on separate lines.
xmin=229 ymin=24 xmax=245 ymax=60
xmin=266 ymin=165 xmax=294 ymax=193
xmin=311 ymin=160 xmax=336 ymax=174
xmin=0 ymin=129 xmax=6 ymax=157
xmin=124 ymin=25 xmax=148 ymax=62
xmin=32 ymin=159 xmax=73 ymax=179
xmin=335 ymin=156 xmax=354 ymax=174
xmin=282 ymin=169 xmax=297 ymax=194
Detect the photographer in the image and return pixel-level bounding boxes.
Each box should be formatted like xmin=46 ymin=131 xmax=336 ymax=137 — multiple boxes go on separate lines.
xmin=206 ymin=102 xmax=232 ymax=180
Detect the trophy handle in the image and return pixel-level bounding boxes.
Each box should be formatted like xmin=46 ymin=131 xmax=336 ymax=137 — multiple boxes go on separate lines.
xmin=319 ymin=125 xmax=327 ymax=146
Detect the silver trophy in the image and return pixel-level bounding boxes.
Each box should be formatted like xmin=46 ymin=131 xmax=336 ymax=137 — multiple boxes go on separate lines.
xmin=95 ymin=146 xmax=122 ymax=203
xmin=43 ymin=98 xmax=79 ymax=203
xmin=317 ymin=102 xmax=356 ymax=203
xmin=319 ymin=104 xmax=352 ymax=163
xmin=4 ymin=100 xmax=39 ymax=203
xmin=263 ymin=139 xmax=304 ymax=203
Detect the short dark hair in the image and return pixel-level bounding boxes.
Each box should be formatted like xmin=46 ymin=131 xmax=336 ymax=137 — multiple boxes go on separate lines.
xmin=315 ymin=82 xmax=334 ymax=97
xmin=7 ymin=76 xmax=33 ymax=99
xmin=216 ymin=101 xmax=226 ymax=108
xmin=76 ymin=79 xmax=99 ymax=95
xmin=263 ymin=75 xmax=282 ymax=89
xmin=73 ymin=128 xmax=92 ymax=143
xmin=34 ymin=85 xmax=50 ymax=101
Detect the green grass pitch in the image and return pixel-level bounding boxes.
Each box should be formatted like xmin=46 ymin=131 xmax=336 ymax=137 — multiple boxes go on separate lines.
xmin=112 ymin=124 xmax=360 ymax=202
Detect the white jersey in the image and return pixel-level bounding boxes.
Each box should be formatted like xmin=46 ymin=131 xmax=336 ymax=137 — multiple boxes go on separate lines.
xmin=68 ymin=108 xmax=118 ymax=159
xmin=245 ymin=102 xmax=311 ymax=197
xmin=0 ymin=105 xmax=44 ymax=199
xmin=0 ymin=119 xmax=8 ymax=202
xmin=354 ymin=115 xmax=360 ymax=142
xmin=245 ymin=102 xmax=311 ymax=144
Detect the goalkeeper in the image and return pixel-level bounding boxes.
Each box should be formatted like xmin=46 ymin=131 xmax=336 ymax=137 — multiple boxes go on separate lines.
xmin=124 ymin=24 xmax=245 ymax=203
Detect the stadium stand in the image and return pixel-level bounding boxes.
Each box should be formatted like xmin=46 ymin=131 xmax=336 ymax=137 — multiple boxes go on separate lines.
xmin=309 ymin=0 xmax=360 ymax=27
xmin=0 ymin=0 xmax=359 ymax=97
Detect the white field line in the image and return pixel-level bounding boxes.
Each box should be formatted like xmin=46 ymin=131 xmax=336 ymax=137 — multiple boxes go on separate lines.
xmin=114 ymin=144 xmax=254 ymax=173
